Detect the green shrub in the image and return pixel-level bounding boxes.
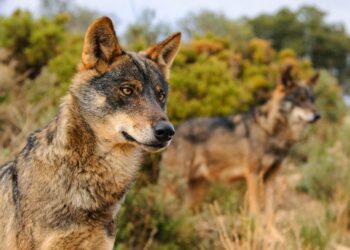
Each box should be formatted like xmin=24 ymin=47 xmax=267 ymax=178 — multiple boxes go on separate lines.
xmin=48 ymin=34 xmax=83 ymax=85
xmin=115 ymin=185 xmax=197 ymax=250
xmin=0 ymin=10 xmax=68 ymax=76
xmin=300 ymin=222 xmax=330 ymax=250
xmin=314 ymin=70 xmax=347 ymax=122
xmin=297 ymin=122 xmax=350 ymax=201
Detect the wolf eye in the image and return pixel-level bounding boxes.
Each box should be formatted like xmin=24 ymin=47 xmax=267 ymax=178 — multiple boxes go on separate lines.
xmin=159 ymin=92 xmax=165 ymax=102
xmin=120 ymin=86 xmax=133 ymax=96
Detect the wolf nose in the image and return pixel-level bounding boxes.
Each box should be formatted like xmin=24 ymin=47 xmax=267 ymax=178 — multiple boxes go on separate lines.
xmin=314 ymin=112 xmax=321 ymax=121
xmin=154 ymin=121 xmax=175 ymax=142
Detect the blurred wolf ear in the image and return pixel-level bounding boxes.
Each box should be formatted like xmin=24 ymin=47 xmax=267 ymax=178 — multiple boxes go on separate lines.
xmin=307 ymin=72 xmax=320 ymax=87
xmin=143 ymin=32 xmax=181 ymax=79
xmin=280 ymin=65 xmax=295 ymax=89
xmin=81 ymin=16 xmax=124 ymax=72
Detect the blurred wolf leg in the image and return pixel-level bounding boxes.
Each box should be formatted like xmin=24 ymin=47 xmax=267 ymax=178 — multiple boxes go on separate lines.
xmin=246 ymin=170 xmax=260 ymax=220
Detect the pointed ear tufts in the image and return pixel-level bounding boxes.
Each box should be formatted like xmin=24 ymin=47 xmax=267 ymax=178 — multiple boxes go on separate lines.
xmin=144 ymin=32 xmax=181 ymax=79
xmin=308 ymin=72 xmax=319 ymax=87
xmin=280 ymin=64 xmax=295 ymax=88
xmin=81 ymin=16 xmax=123 ymax=72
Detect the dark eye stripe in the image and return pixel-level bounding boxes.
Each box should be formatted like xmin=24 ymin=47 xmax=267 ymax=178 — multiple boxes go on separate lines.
xmin=284 ymin=86 xmax=315 ymax=104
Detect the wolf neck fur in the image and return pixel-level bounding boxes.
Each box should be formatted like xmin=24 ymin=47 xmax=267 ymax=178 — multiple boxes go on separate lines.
xmin=30 ymin=92 xmax=142 ymax=212
xmin=254 ymin=97 xmax=297 ymax=146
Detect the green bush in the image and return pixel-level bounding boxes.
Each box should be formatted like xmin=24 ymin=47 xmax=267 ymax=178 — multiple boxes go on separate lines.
xmin=300 ymin=222 xmax=330 ymax=250
xmin=314 ymin=70 xmax=347 ymax=122
xmin=0 ymin=10 xmax=68 ymax=76
xmin=297 ymin=121 xmax=350 ymax=201
xmin=48 ymin=34 xmax=83 ymax=86
xmin=115 ymin=185 xmax=196 ymax=250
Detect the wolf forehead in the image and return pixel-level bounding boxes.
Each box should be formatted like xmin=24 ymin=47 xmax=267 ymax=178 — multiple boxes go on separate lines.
xmin=284 ymin=84 xmax=315 ymax=104
xmin=89 ymin=52 xmax=169 ymax=97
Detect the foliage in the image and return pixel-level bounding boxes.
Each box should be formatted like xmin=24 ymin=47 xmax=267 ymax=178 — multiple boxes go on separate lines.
xmin=249 ymin=5 xmax=350 ymax=83
xmin=115 ymin=185 xmax=196 ymax=250
xmin=0 ymin=10 xmax=68 ymax=76
xmin=299 ymin=221 xmax=330 ymax=250
xmin=178 ymin=10 xmax=254 ymax=49
xmin=48 ymin=34 xmax=83 ymax=86
xmin=313 ymin=70 xmax=347 ymax=122
xmin=40 ymin=0 xmax=100 ymax=33
xmin=297 ymin=121 xmax=350 ymax=201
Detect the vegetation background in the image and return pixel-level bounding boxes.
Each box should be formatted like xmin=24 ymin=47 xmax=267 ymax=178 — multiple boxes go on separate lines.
xmin=0 ymin=0 xmax=350 ymax=249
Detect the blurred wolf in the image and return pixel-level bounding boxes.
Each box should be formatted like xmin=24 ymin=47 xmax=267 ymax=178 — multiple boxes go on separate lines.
xmin=0 ymin=17 xmax=180 ymax=250
xmin=160 ymin=66 xmax=320 ymax=232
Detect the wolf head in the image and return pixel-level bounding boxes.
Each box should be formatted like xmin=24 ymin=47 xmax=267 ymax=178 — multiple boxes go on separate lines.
xmin=276 ymin=65 xmax=320 ymax=127
xmin=70 ymin=17 xmax=181 ymax=152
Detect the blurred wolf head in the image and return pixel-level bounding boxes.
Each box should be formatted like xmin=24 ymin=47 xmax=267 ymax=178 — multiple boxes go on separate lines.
xmin=70 ymin=17 xmax=181 ymax=152
xmin=276 ymin=65 xmax=320 ymax=126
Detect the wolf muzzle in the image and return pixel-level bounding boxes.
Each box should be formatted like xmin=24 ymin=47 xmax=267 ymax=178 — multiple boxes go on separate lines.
xmin=311 ymin=112 xmax=321 ymax=123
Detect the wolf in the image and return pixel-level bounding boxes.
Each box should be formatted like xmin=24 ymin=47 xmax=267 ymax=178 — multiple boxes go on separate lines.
xmin=0 ymin=17 xmax=181 ymax=250
xmin=159 ymin=66 xmax=320 ymax=234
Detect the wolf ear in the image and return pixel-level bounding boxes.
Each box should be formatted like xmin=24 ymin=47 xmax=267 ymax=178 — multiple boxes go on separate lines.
xmin=143 ymin=32 xmax=181 ymax=79
xmin=307 ymin=72 xmax=319 ymax=87
xmin=280 ymin=65 xmax=295 ymax=89
xmin=81 ymin=16 xmax=123 ymax=72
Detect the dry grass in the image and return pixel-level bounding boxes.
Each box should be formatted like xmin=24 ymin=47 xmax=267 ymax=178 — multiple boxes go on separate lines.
xmin=192 ymin=157 xmax=350 ymax=250
xmin=0 ymin=62 xmax=60 ymax=164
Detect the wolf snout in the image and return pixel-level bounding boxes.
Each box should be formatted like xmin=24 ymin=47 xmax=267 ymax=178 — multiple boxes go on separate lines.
xmin=312 ymin=112 xmax=321 ymax=123
xmin=153 ymin=121 xmax=175 ymax=142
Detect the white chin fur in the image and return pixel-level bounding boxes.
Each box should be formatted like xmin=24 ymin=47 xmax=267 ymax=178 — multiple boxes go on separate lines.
xmin=141 ymin=141 xmax=171 ymax=153
xmin=292 ymin=107 xmax=315 ymax=122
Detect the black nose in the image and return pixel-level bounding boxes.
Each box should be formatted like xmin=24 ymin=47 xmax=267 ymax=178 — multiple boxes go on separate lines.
xmin=154 ymin=121 xmax=175 ymax=142
xmin=313 ymin=112 xmax=321 ymax=123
